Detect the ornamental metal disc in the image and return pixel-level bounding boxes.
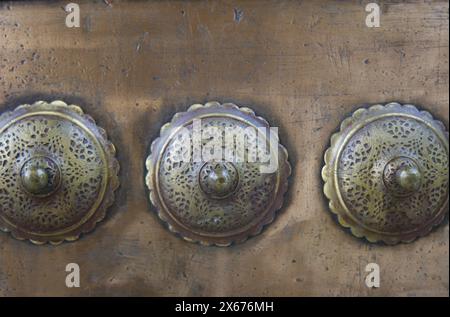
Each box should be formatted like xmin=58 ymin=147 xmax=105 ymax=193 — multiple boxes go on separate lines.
xmin=0 ymin=100 xmax=119 ymax=245
xmin=146 ymin=101 xmax=291 ymax=246
xmin=322 ymin=102 xmax=449 ymax=244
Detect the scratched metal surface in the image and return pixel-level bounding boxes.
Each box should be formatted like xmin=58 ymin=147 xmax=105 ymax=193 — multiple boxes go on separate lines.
xmin=0 ymin=0 xmax=448 ymax=296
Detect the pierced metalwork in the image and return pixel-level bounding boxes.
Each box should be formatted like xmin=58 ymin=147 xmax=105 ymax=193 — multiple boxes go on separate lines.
xmin=145 ymin=101 xmax=291 ymax=246
xmin=322 ymin=102 xmax=449 ymax=244
xmin=0 ymin=100 xmax=119 ymax=245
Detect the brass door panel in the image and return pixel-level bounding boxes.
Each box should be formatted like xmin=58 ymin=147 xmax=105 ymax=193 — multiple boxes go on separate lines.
xmin=0 ymin=0 xmax=448 ymax=296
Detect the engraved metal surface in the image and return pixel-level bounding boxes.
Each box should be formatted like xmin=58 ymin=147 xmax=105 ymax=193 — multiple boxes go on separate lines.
xmin=322 ymin=102 xmax=449 ymax=244
xmin=146 ymin=102 xmax=291 ymax=246
xmin=0 ymin=100 xmax=120 ymax=245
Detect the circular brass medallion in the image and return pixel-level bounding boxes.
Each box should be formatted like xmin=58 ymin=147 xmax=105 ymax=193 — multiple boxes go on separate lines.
xmin=322 ymin=102 xmax=449 ymax=244
xmin=0 ymin=100 xmax=119 ymax=244
xmin=146 ymin=102 xmax=291 ymax=246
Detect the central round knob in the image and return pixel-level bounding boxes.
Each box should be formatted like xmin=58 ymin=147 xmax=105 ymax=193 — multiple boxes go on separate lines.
xmin=20 ymin=156 xmax=61 ymax=197
xmin=199 ymin=162 xmax=239 ymax=199
xmin=396 ymin=165 xmax=422 ymax=193
xmin=383 ymin=157 xmax=422 ymax=197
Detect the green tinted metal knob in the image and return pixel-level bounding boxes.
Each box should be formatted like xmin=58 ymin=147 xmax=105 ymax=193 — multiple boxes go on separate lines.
xmin=396 ymin=166 xmax=422 ymax=193
xmin=20 ymin=156 xmax=61 ymax=197
xmin=199 ymin=162 xmax=240 ymax=199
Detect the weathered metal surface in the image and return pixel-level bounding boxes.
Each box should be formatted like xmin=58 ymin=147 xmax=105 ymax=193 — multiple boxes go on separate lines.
xmin=0 ymin=100 xmax=119 ymax=244
xmin=322 ymin=102 xmax=449 ymax=245
xmin=0 ymin=0 xmax=448 ymax=296
xmin=146 ymin=101 xmax=291 ymax=246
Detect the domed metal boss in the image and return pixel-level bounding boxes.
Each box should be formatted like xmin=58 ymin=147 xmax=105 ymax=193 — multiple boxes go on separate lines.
xmin=145 ymin=102 xmax=291 ymax=246
xmin=322 ymin=102 xmax=448 ymax=244
xmin=0 ymin=100 xmax=119 ymax=244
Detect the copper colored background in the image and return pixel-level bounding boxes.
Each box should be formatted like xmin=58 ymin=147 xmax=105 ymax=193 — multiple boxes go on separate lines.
xmin=0 ymin=0 xmax=448 ymax=296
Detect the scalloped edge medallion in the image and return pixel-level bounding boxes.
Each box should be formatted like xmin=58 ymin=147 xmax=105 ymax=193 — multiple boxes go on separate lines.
xmin=0 ymin=100 xmax=120 ymax=245
xmin=145 ymin=101 xmax=291 ymax=246
xmin=322 ymin=102 xmax=449 ymax=245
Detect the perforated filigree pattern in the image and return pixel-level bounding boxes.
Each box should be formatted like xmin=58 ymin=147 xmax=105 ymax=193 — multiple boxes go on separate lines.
xmin=159 ymin=117 xmax=276 ymax=234
xmin=323 ymin=103 xmax=449 ymax=244
xmin=146 ymin=102 xmax=291 ymax=246
xmin=338 ymin=116 xmax=448 ymax=233
xmin=0 ymin=115 xmax=104 ymax=234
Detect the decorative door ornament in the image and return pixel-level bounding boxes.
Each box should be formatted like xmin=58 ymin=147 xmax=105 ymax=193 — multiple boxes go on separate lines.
xmin=0 ymin=100 xmax=119 ymax=244
xmin=145 ymin=101 xmax=291 ymax=246
xmin=322 ymin=102 xmax=449 ymax=244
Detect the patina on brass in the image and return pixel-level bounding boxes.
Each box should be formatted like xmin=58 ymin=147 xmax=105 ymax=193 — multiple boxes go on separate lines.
xmin=322 ymin=102 xmax=449 ymax=244
xmin=20 ymin=156 xmax=62 ymax=197
xmin=0 ymin=100 xmax=120 ymax=245
xmin=145 ymin=102 xmax=291 ymax=246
